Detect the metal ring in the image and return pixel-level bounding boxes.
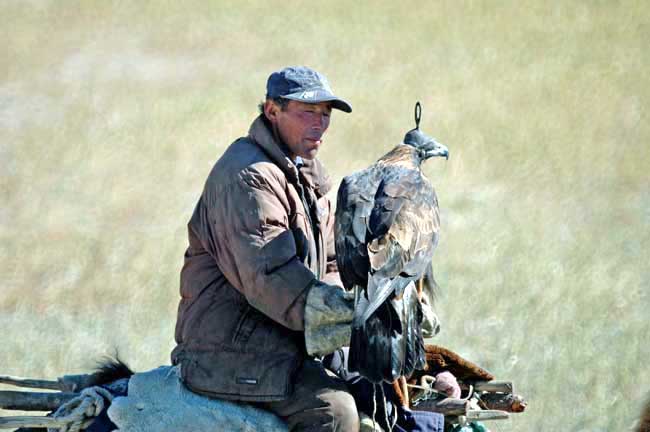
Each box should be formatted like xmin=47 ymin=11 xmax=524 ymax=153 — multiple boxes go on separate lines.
xmin=414 ymin=101 xmax=422 ymax=129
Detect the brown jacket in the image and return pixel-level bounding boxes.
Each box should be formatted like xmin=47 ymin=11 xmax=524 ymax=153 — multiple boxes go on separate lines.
xmin=171 ymin=115 xmax=341 ymax=402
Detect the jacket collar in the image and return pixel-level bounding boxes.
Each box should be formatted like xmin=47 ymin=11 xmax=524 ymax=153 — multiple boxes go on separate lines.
xmin=248 ymin=115 xmax=332 ymax=197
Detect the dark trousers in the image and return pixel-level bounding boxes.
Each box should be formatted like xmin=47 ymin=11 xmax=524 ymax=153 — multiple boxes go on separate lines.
xmin=259 ymin=359 xmax=360 ymax=432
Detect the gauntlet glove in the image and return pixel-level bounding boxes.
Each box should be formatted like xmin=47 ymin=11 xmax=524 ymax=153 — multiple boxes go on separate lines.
xmin=304 ymin=280 xmax=355 ymax=357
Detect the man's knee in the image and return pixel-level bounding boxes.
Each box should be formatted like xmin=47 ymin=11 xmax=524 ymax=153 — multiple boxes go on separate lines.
xmin=326 ymin=390 xmax=359 ymax=431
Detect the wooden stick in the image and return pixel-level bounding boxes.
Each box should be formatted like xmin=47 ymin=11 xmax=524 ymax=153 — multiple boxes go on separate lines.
xmin=466 ymin=409 xmax=510 ymax=421
xmin=413 ymin=397 xmax=469 ymax=416
xmin=58 ymin=374 xmax=106 ymax=392
xmin=473 ymin=380 xmax=513 ymax=394
xmin=478 ymin=392 xmax=527 ymax=413
xmin=0 ymin=390 xmax=77 ymax=411
xmin=0 ymin=416 xmax=69 ymax=429
xmin=1 ymin=372 xmax=112 ymax=393
xmin=0 ymin=416 xmax=93 ymax=429
xmin=0 ymin=376 xmax=61 ymax=391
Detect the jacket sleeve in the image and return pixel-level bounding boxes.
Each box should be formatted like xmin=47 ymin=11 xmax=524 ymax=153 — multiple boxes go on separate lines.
xmin=320 ymin=195 xmax=343 ymax=287
xmin=208 ymin=167 xmax=316 ymax=331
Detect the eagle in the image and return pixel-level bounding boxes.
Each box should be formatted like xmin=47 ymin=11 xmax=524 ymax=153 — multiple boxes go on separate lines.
xmin=335 ymin=103 xmax=448 ymax=383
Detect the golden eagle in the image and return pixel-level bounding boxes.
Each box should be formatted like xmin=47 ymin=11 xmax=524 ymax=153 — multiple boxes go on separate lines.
xmin=335 ymin=103 xmax=448 ymax=383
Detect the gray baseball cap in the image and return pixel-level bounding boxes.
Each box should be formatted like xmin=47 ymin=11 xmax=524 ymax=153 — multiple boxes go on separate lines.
xmin=266 ymin=66 xmax=352 ymax=113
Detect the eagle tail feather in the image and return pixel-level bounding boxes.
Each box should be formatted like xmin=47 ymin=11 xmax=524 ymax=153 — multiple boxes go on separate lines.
xmin=349 ymin=302 xmax=399 ymax=383
xmin=402 ymin=285 xmax=426 ymax=378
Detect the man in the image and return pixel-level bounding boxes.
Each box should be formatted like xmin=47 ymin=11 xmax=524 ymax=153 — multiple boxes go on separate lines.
xmin=171 ymin=66 xmax=359 ymax=431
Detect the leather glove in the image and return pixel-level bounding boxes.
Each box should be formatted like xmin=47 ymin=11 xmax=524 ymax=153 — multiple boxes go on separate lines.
xmin=304 ymin=280 xmax=355 ymax=357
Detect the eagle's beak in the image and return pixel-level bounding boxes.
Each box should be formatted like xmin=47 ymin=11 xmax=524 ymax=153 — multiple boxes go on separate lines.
xmin=424 ymin=140 xmax=449 ymax=160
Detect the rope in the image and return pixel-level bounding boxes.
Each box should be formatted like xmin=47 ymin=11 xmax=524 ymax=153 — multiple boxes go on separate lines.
xmin=408 ymin=375 xmax=441 ymax=407
xmin=371 ymin=383 xmax=377 ymax=432
xmin=47 ymin=386 xmax=114 ymax=432
xmin=379 ymin=383 xmax=397 ymax=432
xmin=367 ymin=381 xmax=399 ymax=432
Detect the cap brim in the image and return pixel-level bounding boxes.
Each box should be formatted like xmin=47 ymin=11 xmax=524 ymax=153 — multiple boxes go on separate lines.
xmin=281 ymin=90 xmax=352 ymax=113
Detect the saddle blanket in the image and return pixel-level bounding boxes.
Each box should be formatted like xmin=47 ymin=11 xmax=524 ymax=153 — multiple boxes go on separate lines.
xmin=107 ymin=366 xmax=288 ymax=432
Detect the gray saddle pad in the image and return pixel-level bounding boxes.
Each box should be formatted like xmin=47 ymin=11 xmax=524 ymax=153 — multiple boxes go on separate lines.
xmin=107 ymin=366 xmax=287 ymax=432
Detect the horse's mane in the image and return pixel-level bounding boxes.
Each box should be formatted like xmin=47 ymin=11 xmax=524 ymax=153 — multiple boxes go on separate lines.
xmin=93 ymin=353 xmax=134 ymax=385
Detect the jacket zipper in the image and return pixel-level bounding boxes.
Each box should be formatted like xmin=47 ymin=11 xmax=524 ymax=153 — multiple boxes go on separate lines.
xmin=295 ymin=176 xmax=321 ymax=280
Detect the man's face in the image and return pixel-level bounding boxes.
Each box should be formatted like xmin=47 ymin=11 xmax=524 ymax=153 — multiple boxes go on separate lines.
xmin=265 ymin=100 xmax=332 ymax=160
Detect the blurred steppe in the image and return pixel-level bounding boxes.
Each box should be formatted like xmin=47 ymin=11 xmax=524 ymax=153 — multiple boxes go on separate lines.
xmin=1 ymin=1 xmax=648 ymax=430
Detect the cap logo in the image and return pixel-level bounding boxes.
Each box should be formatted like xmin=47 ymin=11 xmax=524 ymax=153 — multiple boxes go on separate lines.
xmin=299 ymin=90 xmax=316 ymax=99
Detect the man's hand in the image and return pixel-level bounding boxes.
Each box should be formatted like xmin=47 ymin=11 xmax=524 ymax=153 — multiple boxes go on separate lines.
xmin=304 ymin=281 xmax=355 ymax=357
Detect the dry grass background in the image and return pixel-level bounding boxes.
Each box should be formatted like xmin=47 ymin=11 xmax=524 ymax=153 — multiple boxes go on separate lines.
xmin=1 ymin=1 xmax=649 ymax=430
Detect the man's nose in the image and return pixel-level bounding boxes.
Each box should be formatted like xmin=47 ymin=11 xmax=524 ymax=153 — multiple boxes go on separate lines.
xmin=312 ymin=113 xmax=328 ymax=130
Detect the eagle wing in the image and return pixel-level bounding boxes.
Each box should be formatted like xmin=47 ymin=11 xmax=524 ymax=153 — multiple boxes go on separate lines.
xmin=338 ymin=164 xmax=441 ymax=383
xmin=360 ymin=168 xmax=440 ymax=322
xmin=335 ymin=166 xmax=440 ymax=288
xmin=334 ymin=167 xmax=378 ymax=290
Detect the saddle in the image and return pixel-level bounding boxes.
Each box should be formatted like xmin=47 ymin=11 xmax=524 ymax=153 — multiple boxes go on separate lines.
xmin=107 ymin=366 xmax=287 ymax=432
